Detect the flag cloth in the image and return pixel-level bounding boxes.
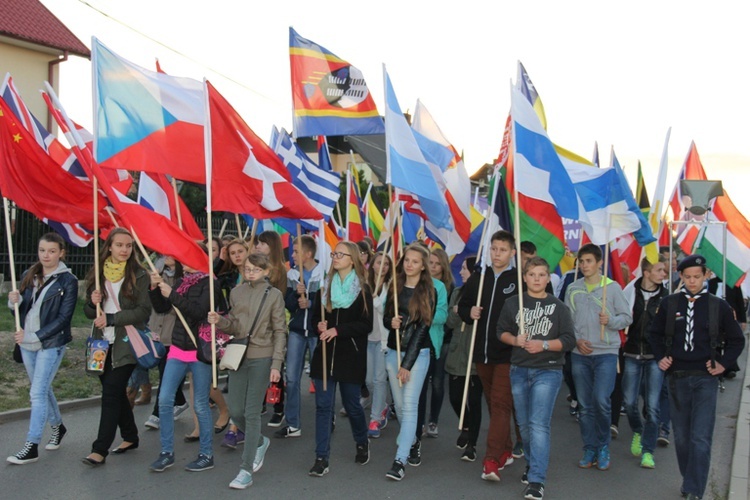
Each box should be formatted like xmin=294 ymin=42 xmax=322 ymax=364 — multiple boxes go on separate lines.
xmin=412 ymin=100 xmax=472 ymax=255
xmin=384 ymin=67 xmax=451 ymax=230
xmin=1 ymin=74 xmax=95 ymax=246
xmin=137 ymin=172 xmax=204 ymax=241
xmin=668 ymin=142 xmax=750 ymax=287
xmin=92 ymin=38 xmax=205 ymax=183
xmin=364 ymin=187 xmax=385 ymax=241
xmin=346 ymin=169 xmax=366 ymax=241
xmin=289 ymin=28 xmax=384 ymax=138
xmin=317 ymin=136 xmax=333 ymax=171
xmin=45 ymin=88 xmax=210 ymax=272
xmin=648 ymin=128 xmax=672 ymax=255
xmin=517 ymin=61 xmax=547 ymax=130
xmin=0 ymin=96 xmax=109 ymax=228
xmin=271 ymin=127 xmax=341 ymax=221
xmin=206 ymin=81 xmax=323 ymax=221
xmin=592 ymin=141 xmax=600 ymax=168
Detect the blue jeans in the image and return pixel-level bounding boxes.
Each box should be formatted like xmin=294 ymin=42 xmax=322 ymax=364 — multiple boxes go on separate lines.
xmin=159 ymin=358 xmax=213 ymax=457
xmin=228 ymin=357 xmax=271 ymax=472
xmin=622 ymin=357 xmax=663 ymax=453
xmin=285 ymin=331 xmax=317 ymax=429
xmin=659 ymin=377 xmax=671 ymax=435
xmin=21 ymin=346 xmax=65 ymax=444
xmin=510 ymin=366 xmax=562 ymax=484
xmin=571 ymin=353 xmax=617 ymax=451
xmin=365 ymin=340 xmax=388 ymax=422
xmin=385 ymin=348 xmax=430 ymax=463
xmin=312 ymin=377 xmax=368 ymax=460
xmin=669 ymin=374 xmax=718 ymax=498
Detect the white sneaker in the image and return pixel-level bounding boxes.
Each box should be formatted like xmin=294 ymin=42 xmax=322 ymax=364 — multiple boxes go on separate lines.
xmin=145 ymin=415 xmax=160 ymax=430
xmin=229 ymin=469 xmax=253 ymax=489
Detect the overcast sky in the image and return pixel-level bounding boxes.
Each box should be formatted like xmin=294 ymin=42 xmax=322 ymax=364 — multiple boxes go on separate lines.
xmin=41 ymin=0 xmax=750 ymax=215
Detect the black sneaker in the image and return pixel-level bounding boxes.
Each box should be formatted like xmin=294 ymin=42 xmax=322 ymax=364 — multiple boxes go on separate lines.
xmin=7 ymin=442 xmax=38 ymax=464
xmin=521 ymin=465 xmax=530 ymax=484
xmin=355 ymin=441 xmax=370 ymax=465
xmin=46 ymin=423 xmax=67 ymax=451
xmin=268 ymin=412 xmax=285 ymax=427
xmin=386 ymin=460 xmax=405 ymax=481
xmin=308 ymin=457 xmax=329 ymax=477
xmin=456 ymin=430 xmax=469 ymax=449
xmin=407 ymin=440 xmax=422 ymax=466
xmin=461 ymin=445 xmax=476 ymax=462
xmin=524 ymin=482 xmax=544 ymax=499
xmin=184 ymin=453 xmax=214 ymax=472
xmin=274 ymin=426 xmax=301 ymax=438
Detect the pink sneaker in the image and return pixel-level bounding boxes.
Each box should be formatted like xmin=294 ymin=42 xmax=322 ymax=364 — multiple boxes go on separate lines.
xmin=367 ymin=420 xmax=381 ymax=438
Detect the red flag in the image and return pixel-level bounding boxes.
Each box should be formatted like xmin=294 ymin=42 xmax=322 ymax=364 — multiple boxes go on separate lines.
xmin=206 ymin=81 xmax=322 ymax=220
xmin=347 ymin=180 xmax=366 ymax=241
xmin=44 ymin=91 xmax=209 ymax=272
xmin=137 ymin=171 xmax=204 ymax=241
xmin=0 ymin=97 xmax=110 ymax=226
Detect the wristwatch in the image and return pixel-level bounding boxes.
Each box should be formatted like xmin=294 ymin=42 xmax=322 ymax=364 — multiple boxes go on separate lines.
xmin=542 ymin=341 xmax=550 ymax=351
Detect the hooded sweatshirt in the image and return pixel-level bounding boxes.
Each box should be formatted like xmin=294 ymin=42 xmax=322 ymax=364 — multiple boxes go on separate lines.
xmin=564 ymin=276 xmax=632 ymax=356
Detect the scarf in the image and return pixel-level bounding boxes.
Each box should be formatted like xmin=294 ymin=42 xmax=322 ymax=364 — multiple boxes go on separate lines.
xmin=329 ymin=270 xmax=361 ymax=310
xmin=681 ymin=286 xmax=707 ymax=352
xmin=176 ymin=272 xmax=207 ymax=295
xmin=103 ymin=258 xmax=126 ymax=283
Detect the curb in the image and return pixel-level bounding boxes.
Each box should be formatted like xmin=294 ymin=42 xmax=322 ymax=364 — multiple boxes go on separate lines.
xmin=728 ymin=332 xmax=750 ymax=500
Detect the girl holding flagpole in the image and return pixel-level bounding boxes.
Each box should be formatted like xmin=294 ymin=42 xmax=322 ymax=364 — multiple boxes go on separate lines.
xmin=82 ymin=228 xmax=151 ymax=466
xmin=308 ymin=241 xmax=373 ymax=477
xmin=383 ymin=244 xmax=436 ymax=481
xmin=6 ymin=233 xmax=78 ymax=465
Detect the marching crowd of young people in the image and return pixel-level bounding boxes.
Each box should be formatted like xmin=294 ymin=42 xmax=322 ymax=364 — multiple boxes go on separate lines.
xmin=5 ymin=228 xmax=745 ymax=500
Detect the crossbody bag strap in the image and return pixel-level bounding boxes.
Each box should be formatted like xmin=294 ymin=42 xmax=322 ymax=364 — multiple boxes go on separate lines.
xmin=247 ymin=286 xmax=272 ymax=339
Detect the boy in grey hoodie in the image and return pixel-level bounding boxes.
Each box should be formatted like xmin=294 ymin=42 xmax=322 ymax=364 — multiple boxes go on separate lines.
xmin=564 ymin=244 xmax=631 ymax=472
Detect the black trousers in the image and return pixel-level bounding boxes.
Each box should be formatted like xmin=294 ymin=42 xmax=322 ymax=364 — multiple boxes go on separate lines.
xmin=448 ymin=374 xmax=483 ymax=447
xmin=92 ymin=349 xmax=137 ymax=456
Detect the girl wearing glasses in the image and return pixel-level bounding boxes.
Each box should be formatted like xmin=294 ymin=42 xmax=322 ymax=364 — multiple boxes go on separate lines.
xmin=308 ymin=241 xmax=373 ymax=477
xmin=208 ymin=253 xmax=287 ymax=489
xmin=383 ymin=244 xmax=436 ymax=481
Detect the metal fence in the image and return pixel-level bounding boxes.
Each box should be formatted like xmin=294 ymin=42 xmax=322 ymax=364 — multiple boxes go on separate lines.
xmin=0 ymin=209 xmax=237 ymax=282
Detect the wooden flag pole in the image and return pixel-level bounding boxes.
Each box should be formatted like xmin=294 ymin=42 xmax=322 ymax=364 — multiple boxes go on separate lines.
xmin=600 ymin=241 xmax=610 ymax=342
xmin=217 ymin=219 xmax=228 ymax=239
xmin=458 ymin=198 xmax=492 ymax=430
xmin=387 ymin=185 xmax=402 ymax=386
xmin=93 ymin=177 xmax=102 ymax=317
xmin=248 ymin=219 xmax=258 ymax=245
xmin=320 ymin=275 xmax=327 ymax=392
xmin=171 ymin=177 xmax=183 ymax=230
xmin=204 ymin=80 xmax=217 ymax=388
xmin=3 ymin=198 xmax=21 ymax=331
xmin=235 ymin=213 xmax=242 ymax=239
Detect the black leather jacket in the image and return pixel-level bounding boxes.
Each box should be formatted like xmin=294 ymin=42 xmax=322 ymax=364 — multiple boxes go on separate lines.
xmin=385 ymin=286 xmax=435 ymax=371
xmin=14 ymin=268 xmax=78 ymax=349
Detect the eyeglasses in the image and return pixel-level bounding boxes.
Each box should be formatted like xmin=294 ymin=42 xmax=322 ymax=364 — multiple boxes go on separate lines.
xmin=244 ymin=267 xmax=265 ymax=274
xmin=330 ymin=252 xmax=351 ymax=259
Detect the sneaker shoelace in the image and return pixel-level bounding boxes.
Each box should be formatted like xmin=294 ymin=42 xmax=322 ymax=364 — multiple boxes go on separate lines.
xmin=17 ymin=442 xmax=34 ymax=457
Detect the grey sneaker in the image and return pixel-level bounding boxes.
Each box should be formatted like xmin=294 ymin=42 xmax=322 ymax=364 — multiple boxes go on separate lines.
xmin=425 ymin=422 xmax=438 ymax=438
xmin=145 ymin=415 xmax=160 ymax=430
xmin=173 ymin=402 xmax=190 ymax=418
xmin=252 ymin=436 xmax=270 ymax=472
xmin=185 ymin=453 xmax=214 ymax=472
xmin=150 ymin=452 xmax=175 ymax=472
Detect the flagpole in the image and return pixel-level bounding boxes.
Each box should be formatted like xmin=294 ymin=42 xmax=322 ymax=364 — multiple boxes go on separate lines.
xmin=459 ymin=169 xmax=496 ymax=430
xmin=3 ymin=197 xmax=21 ymax=331
xmin=345 ymin=164 xmax=352 ymax=240
xmin=218 ymin=219 xmax=228 ymax=239
xmin=317 ymin=220 xmax=328 ymax=391
xmin=171 ymin=177 xmax=183 ymax=230
xmin=248 ymin=219 xmax=258 ymax=244
xmin=203 ymin=79 xmax=217 ymax=388
xmin=235 ymin=213 xmax=242 ymax=239
xmin=511 ymin=129 xmax=527 ymax=355
xmin=387 ymin=185 xmax=402 ymax=386
xmin=93 ymin=177 xmax=102 ymax=317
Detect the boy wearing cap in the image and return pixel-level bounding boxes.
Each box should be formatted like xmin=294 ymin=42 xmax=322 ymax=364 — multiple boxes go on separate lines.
xmin=648 ymin=254 xmax=745 ymax=500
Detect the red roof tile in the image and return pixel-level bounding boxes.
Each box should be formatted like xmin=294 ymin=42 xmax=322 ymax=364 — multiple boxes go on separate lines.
xmin=0 ymin=0 xmax=90 ymax=58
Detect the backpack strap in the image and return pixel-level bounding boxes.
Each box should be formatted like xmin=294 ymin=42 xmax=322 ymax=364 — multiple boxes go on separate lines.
xmin=707 ymin=294 xmax=721 ymax=369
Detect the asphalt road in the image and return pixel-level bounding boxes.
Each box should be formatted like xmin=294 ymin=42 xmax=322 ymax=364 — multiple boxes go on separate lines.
xmin=0 ymin=352 xmax=744 ymax=500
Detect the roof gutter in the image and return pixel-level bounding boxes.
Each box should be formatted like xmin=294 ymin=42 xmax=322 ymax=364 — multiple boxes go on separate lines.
xmin=47 ymin=50 xmax=68 ymax=131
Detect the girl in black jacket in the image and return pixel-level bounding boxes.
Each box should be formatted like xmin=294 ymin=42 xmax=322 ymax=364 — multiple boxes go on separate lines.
xmin=7 ymin=233 xmax=78 ymax=465
xmin=308 ymin=241 xmax=373 ymax=477
xmin=383 ymin=244 xmax=436 ymax=481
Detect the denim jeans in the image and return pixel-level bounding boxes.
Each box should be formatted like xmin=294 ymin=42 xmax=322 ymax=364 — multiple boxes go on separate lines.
xmin=669 ymin=374 xmax=718 ymax=498
xmin=312 ymin=377 xmax=368 ymax=460
xmin=285 ymin=331 xmax=317 ymax=429
xmin=151 ymin=346 xmax=186 ymax=417
xmin=228 ymin=357 xmax=272 ymax=472
xmin=159 ymin=358 xmax=213 ymax=457
xmin=365 ymin=340 xmax=388 ymax=423
xmin=622 ymin=357 xmax=663 ymax=453
xmin=385 ymin=347 xmax=430 ymax=463
xmin=571 ymin=353 xmax=617 ymax=451
xmin=21 ymin=346 xmax=65 ymax=444
xmin=510 ymin=366 xmax=562 ymax=484
xmin=659 ymin=377 xmax=671 ymax=435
